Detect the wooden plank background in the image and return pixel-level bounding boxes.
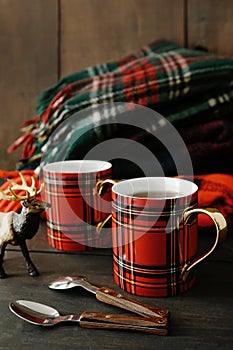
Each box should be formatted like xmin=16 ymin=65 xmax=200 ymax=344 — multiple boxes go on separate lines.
xmin=60 ymin=0 xmax=184 ymax=75
xmin=0 ymin=0 xmax=232 ymax=170
xmin=0 ymin=0 xmax=58 ymax=170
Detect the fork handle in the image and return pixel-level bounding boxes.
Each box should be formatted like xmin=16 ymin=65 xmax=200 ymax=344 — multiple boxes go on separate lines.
xmin=79 ymin=311 xmax=168 ymax=335
xmin=96 ymin=287 xmax=169 ymax=319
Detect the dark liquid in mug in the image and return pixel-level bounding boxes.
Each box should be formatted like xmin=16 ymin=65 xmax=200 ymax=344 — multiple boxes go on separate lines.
xmin=133 ymin=191 xmax=179 ymax=198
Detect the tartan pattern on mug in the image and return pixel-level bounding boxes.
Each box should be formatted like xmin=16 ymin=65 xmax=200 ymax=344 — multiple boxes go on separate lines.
xmin=43 ymin=167 xmax=112 ymax=251
xmin=112 ymin=192 xmax=198 ymax=297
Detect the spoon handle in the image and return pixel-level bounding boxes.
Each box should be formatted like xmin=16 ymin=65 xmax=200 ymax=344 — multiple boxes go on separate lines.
xmin=96 ymin=287 xmax=169 ymax=319
xmin=79 ymin=311 xmax=168 ymax=335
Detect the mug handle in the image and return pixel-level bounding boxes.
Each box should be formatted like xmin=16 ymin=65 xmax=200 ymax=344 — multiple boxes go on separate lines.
xmin=96 ymin=179 xmax=118 ymax=235
xmin=182 ymin=207 xmax=227 ymax=282
xmin=96 ymin=179 xmax=118 ymax=196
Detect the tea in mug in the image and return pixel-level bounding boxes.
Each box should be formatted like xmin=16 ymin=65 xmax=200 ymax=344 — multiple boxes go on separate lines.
xmin=133 ymin=191 xmax=180 ymax=199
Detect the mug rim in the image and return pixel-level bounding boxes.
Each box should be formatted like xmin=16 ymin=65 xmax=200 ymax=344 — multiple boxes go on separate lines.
xmin=43 ymin=160 xmax=112 ymax=174
xmin=112 ymin=177 xmax=198 ymax=200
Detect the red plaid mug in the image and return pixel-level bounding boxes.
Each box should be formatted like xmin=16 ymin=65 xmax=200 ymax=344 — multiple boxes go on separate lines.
xmin=99 ymin=177 xmax=227 ymax=297
xmin=42 ymin=160 xmax=112 ymax=251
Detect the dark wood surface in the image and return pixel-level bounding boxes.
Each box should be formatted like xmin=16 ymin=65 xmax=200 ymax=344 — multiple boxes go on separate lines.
xmin=0 ymin=221 xmax=232 ymax=350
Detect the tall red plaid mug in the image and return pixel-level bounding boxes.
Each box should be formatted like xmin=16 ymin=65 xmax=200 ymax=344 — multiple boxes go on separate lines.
xmin=107 ymin=177 xmax=227 ymax=297
xmin=42 ymin=160 xmax=112 ymax=251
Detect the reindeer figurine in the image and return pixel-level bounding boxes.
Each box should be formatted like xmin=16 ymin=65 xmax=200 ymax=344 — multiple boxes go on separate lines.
xmin=0 ymin=173 xmax=50 ymax=278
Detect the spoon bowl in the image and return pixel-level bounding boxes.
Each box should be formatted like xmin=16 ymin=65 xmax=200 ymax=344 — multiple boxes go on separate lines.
xmin=48 ymin=276 xmax=97 ymax=293
xmin=9 ymin=300 xmax=62 ymax=326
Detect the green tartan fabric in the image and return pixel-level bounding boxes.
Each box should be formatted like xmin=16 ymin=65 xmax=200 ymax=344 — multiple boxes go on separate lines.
xmin=8 ymin=40 xmax=233 ymax=176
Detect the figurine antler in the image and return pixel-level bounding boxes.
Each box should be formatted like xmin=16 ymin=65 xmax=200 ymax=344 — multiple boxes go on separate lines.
xmin=0 ymin=172 xmax=43 ymax=201
xmin=0 ymin=172 xmax=49 ymax=279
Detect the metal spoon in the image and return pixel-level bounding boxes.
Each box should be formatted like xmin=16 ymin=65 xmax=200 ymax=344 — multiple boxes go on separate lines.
xmin=9 ymin=300 xmax=168 ymax=335
xmin=48 ymin=276 xmax=169 ymax=319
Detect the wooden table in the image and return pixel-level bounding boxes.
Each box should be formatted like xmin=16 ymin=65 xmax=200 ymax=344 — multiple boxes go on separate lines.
xmin=0 ymin=221 xmax=232 ymax=350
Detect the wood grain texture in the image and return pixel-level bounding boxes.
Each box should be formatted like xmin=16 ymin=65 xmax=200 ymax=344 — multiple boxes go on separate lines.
xmin=60 ymin=0 xmax=185 ymax=76
xmin=0 ymin=0 xmax=58 ymax=170
xmin=79 ymin=311 xmax=168 ymax=335
xmin=187 ymin=0 xmax=233 ymax=55
xmin=96 ymin=286 xmax=169 ymax=318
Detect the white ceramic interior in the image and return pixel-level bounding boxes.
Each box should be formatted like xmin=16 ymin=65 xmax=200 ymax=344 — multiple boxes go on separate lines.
xmin=112 ymin=177 xmax=198 ymax=199
xmin=43 ymin=160 xmax=112 ymax=174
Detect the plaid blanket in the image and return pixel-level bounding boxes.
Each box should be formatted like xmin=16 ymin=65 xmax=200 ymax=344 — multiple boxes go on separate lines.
xmin=8 ymin=40 xmax=233 ymax=175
